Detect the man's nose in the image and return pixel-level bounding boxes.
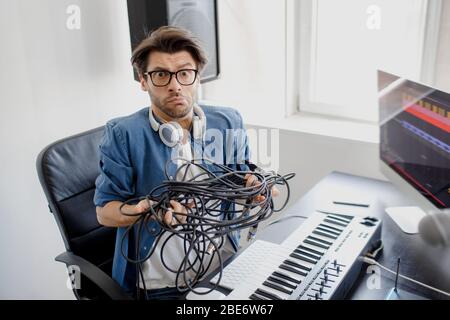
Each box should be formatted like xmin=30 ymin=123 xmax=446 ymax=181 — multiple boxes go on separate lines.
xmin=167 ymin=74 xmax=182 ymax=92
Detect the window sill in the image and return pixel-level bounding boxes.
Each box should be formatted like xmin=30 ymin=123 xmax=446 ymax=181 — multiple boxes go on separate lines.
xmin=245 ymin=112 xmax=380 ymax=144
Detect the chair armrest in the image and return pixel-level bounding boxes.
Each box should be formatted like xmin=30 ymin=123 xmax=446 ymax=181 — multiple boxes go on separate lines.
xmin=55 ymin=251 xmax=132 ymax=300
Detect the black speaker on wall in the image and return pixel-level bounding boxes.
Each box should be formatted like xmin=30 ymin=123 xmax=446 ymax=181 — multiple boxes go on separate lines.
xmin=127 ymin=0 xmax=220 ymax=83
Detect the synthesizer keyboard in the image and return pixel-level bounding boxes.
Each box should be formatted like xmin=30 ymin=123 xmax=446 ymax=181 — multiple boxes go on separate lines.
xmin=210 ymin=211 xmax=382 ymax=300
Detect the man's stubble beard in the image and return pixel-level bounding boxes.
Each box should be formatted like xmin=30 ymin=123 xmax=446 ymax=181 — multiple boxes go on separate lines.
xmin=150 ymin=89 xmax=198 ymax=119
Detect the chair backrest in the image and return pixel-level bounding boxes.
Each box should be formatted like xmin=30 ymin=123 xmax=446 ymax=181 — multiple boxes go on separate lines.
xmin=36 ymin=126 xmax=116 ymax=276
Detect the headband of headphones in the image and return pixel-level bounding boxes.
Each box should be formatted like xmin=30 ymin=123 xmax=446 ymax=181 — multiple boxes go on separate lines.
xmin=148 ymin=104 xmax=206 ymax=147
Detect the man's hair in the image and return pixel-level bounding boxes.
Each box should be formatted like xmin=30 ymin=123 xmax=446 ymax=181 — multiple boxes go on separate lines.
xmin=131 ymin=26 xmax=208 ymax=78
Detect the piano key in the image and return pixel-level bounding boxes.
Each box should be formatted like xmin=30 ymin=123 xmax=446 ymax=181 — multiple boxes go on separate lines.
xmin=293 ymin=248 xmax=321 ymax=261
xmin=324 ymin=218 xmax=347 ymax=227
xmin=274 ymin=267 xmax=306 ymax=284
xmin=287 ymin=256 xmax=315 ymax=269
xmin=316 ymin=226 xmax=341 ymax=237
xmin=249 ymin=293 xmax=267 ymax=300
xmin=304 ymin=239 xmax=329 ymax=250
xmin=263 ymin=280 xmax=293 ymax=295
xmin=307 ymin=235 xmax=333 ymax=246
xmin=313 ymin=229 xmax=338 ymax=240
xmin=284 ymin=259 xmax=312 ymax=272
xmin=272 ymin=271 xmax=302 ymax=285
xmin=279 ymin=264 xmax=308 ymax=277
xmin=255 ymin=288 xmax=283 ymax=300
xmin=328 ymin=213 xmax=351 ymax=224
xmin=297 ymin=244 xmax=324 ymax=256
xmin=309 ymin=228 xmax=339 ymax=243
xmin=325 ymin=211 xmax=354 ymax=220
xmin=290 ymin=252 xmax=318 ymax=264
xmin=281 ymin=260 xmax=311 ymax=276
xmin=318 ymin=223 xmax=344 ymax=233
xmin=267 ymin=276 xmax=297 ymax=290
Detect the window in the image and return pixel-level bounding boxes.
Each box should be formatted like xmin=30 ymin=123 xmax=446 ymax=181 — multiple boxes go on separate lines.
xmin=296 ymin=0 xmax=442 ymax=123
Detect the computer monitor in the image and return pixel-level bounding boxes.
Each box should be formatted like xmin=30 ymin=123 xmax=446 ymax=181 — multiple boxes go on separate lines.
xmin=378 ymin=70 xmax=450 ymax=235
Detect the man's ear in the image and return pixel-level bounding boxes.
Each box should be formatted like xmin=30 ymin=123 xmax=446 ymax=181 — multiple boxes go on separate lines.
xmin=139 ymin=74 xmax=148 ymax=92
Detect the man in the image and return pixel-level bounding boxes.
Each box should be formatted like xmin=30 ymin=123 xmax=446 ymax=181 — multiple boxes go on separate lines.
xmin=94 ymin=26 xmax=273 ymax=299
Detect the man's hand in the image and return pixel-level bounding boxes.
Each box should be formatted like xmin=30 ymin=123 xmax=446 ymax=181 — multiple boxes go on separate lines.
xmin=162 ymin=200 xmax=195 ymax=227
xmin=119 ymin=199 xmax=154 ymax=225
xmin=244 ymin=174 xmax=280 ymax=206
xmin=121 ymin=199 xmax=194 ymax=227
xmin=96 ymin=199 xmax=155 ymax=228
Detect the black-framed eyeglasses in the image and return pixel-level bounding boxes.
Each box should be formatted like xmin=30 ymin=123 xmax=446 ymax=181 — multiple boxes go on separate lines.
xmin=143 ymin=69 xmax=198 ymax=87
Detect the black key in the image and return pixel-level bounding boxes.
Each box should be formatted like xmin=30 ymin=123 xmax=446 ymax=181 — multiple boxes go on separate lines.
xmin=298 ymin=245 xmax=324 ymax=256
xmin=331 ymin=213 xmax=354 ymax=221
xmin=327 ymin=214 xmax=352 ymax=224
xmin=313 ymin=230 xmax=338 ymax=240
xmin=268 ymin=276 xmax=297 ymax=290
xmin=293 ymin=248 xmax=321 ymax=261
xmin=304 ymin=239 xmax=329 ymax=249
xmin=307 ymin=235 xmax=333 ymax=246
xmin=290 ymin=252 xmax=317 ymax=264
xmin=319 ymin=223 xmax=344 ymax=233
xmin=324 ymin=218 xmax=347 ymax=227
xmin=250 ymin=293 xmax=267 ymax=300
xmin=263 ymin=281 xmax=293 ymax=295
xmin=255 ymin=288 xmax=282 ymax=300
xmin=272 ymin=271 xmax=302 ymax=285
xmin=280 ymin=264 xmax=308 ymax=277
xmin=316 ymin=226 xmax=341 ymax=236
xmin=284 ymin=259 xmax=312 ymax=272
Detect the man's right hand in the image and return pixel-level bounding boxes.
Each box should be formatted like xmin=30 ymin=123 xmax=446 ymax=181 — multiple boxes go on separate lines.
xmin=96 ymin=199 xmax=154 ymax=228
xmin=121 ymin=199 xmax=154 ymax=215
xmin=97 ymin=198 xmax=195 ymax=228
xmin=119 ymin=199 xmax=154 ymax=225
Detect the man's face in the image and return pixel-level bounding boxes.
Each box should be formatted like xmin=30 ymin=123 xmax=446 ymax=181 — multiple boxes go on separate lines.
xmin=140 ymin=50 xmax=199 ymax=119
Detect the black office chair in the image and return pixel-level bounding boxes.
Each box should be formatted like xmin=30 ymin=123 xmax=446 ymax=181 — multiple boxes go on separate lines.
xmin=36 ymin=126 xmax=131 ymax=300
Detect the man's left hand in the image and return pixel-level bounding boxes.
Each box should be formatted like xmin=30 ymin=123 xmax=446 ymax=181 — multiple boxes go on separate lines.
xmin=244 ymin=174 xmax=280 ymax=206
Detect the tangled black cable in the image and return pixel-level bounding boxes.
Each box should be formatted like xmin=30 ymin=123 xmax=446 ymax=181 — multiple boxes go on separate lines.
xmin=119 ymin=158 xmax=295 ymax=299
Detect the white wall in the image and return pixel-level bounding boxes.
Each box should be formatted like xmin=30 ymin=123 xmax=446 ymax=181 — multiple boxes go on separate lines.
xmin=0 ymin=0 xmax=148 ymax=299
xmin=202 ymin=0 xmax=287 ymax=126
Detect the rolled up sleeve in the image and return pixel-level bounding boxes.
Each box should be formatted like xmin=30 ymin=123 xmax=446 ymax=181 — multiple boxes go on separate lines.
xmin=94 ymin=122 xmax=135 ymax=207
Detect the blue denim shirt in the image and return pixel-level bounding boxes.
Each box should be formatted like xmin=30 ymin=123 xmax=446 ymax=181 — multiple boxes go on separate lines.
xmin=93 ymin=104 xmax=250 ymax=293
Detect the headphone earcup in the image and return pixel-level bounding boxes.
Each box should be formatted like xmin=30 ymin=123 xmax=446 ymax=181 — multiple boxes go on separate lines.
xmin=159 ymin=122 xmax=183 ymax=148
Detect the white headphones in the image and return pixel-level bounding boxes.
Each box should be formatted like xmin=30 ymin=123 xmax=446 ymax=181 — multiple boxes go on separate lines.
xmin=148 ymin=104 xmax=206 ymax=148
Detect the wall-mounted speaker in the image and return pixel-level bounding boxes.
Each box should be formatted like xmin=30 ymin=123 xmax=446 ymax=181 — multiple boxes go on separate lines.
xmin=126 ymin=0 xmax=220 ymax=83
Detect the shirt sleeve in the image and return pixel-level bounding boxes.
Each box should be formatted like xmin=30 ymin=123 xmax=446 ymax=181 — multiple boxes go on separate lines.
xmin=93 ymin=122 xmax=135 ymax=207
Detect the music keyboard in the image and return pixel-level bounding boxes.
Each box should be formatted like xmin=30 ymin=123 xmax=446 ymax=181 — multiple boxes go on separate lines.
xmin=210 ymin=211 xmax=381 ymax=300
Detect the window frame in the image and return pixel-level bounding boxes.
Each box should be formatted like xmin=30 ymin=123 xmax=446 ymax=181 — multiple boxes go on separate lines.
xmin=289 ymin=0 xmax=442 ymax=123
